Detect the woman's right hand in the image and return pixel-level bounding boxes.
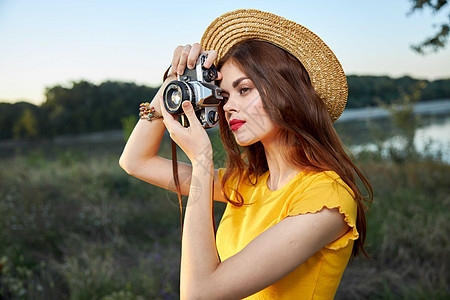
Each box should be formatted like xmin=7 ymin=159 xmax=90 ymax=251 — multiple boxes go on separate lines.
xmin=154 ymin=43 xmax=216 ymax=114
xmin=171 ymin=43 xmax=219 ymax=77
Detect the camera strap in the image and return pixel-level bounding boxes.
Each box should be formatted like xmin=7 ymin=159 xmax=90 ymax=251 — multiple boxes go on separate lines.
xmin=171 ymin=139 xmax=184 ymax=236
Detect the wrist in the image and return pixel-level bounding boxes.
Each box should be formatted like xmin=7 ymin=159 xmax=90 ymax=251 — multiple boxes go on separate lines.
xmin=191 ymin=152 xmax=213 ymax=173
xmin=139 ymin=102 xmax=163 ymax=121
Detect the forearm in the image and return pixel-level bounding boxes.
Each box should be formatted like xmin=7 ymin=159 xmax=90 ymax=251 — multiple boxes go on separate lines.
xmin=119 ymin=117 xmax=165 ymax=172
xmin=180 ymin=157 xmax=219 ymax=298
xmin=119 ymin=75 xmax=174 ymax=172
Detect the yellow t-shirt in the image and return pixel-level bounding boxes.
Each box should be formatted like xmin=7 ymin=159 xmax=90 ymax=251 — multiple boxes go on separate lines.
xmin=217 ymin=169 xmax=358 ymax=299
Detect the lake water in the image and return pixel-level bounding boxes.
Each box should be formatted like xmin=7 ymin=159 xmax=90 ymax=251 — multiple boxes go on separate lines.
xmin=335 ymin=99 xmax=450 ymax=163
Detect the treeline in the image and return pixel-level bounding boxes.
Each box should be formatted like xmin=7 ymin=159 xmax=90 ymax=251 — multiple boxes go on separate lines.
xmin=347 ymin=75 xmax=450 ymax=108
xmin=0 ymin=76 xmax=449 ymax=140
xmin=0 ymin=81 xmax=158 ymax=140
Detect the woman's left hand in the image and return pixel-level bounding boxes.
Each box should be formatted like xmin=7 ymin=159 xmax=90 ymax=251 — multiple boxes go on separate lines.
xmin=160 ymin=99 xmax=213 ymax=164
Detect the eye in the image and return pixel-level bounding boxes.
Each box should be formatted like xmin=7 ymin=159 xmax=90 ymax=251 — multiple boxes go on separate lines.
xmin=240 ymin=87 xmax=251 ymax=95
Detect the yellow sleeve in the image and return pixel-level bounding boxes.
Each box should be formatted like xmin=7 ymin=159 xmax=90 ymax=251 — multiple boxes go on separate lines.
xmin=218 ymin=168 xmax=239 ymax=201
xmin=218 ymin=168 xmax=225 ymax=183
xmin=286 ymin=171 xmax=359 ymax=250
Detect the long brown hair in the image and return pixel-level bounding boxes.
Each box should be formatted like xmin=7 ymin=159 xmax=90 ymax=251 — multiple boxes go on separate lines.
xmin=217 ymin=40 xmax=373 ymax=257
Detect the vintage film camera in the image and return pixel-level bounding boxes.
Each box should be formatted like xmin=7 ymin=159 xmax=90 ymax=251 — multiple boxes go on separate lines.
xmin=163 ymin=53 xmax=223 ymax=128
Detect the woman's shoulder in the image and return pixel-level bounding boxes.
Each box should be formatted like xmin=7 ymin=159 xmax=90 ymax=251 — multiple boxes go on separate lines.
xmin=220 ymin=168 xmax=348 ymax=189
xmin=284 ymin=170 xmax=356 ymax=212
xmin=218 ymin=167 xmax=267 ymax=185
xmin=302 ymin=169 xmax=341 ymax=181
xmin=287 ymin=170 xmax=349 ymax=192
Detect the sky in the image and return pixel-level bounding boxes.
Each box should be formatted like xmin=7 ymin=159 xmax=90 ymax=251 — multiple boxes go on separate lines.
xmin=0 ymin=0 xmax=449 ymax=105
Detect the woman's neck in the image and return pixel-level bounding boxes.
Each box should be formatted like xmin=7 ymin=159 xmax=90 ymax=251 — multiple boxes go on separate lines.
xmin=262 ymin=138 xmax=302 ymax=191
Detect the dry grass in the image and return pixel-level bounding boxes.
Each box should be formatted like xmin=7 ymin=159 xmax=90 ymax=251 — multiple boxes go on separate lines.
xmin=0 ymin=136 xmax=448 ymax=299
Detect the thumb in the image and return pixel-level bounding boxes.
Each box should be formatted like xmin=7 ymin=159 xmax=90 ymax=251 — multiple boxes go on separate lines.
xmin=182 ymin=101 xmax=198 ymax=124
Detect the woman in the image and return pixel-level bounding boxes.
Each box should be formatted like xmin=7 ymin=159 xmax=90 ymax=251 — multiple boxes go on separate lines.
xmin=120 ymin=9 xmax=372 ymax=299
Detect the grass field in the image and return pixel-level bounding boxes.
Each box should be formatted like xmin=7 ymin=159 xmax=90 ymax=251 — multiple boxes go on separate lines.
xmin=0 ymin=130 xmax=448 ymax=299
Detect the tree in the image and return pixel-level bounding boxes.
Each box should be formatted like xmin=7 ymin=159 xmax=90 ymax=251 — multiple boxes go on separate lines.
xmin=409 ymin=0 xmax=450 ymax=54
xmin=41 ymin=80 xmax=159 ymax=136
xmin=13 ymin=108 xmax=38 ymax=139
xmin=0 ymin=102 xmax=41 ymax=139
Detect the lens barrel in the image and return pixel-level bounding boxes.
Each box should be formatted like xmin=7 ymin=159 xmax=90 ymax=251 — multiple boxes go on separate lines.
xmin=163 ymin=81 xmax=193 ymax=114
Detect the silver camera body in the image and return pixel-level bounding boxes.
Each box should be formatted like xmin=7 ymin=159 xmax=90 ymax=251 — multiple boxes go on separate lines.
xmin=163 ymin=53 xmax=223 ymax=128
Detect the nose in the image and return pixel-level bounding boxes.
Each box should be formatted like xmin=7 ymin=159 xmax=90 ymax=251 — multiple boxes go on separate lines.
xmin=223 ymin=95 xmax=239 ymax=114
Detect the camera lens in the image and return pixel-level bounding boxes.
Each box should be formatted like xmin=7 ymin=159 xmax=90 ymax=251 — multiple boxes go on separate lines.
xmin=167 ymin=87 xmax=182 ymax=109
xmin=163 ymin=81 xmax=193 ymax=114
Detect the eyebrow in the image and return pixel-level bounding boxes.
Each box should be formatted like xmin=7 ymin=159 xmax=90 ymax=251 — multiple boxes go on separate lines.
xmin=220 ymin=76 xmax=250 ymax=93
xmin=232 ymin=77 xmax=249 ymax=88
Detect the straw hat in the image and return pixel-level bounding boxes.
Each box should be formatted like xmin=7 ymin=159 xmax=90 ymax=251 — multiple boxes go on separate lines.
xmin=201 ymin=9 xmax=348 ymax=123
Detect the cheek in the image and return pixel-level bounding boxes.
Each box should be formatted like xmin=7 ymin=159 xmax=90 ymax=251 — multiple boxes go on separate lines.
xmin=255 ymin=101 xmax=266 ymax=115
xmin=253 ymin=101 xmax=279 ymax=133
xmin=244 ymin=94 xmax=265 ymax=117
xmin=253 ymin=100 xmax=271 ymax=123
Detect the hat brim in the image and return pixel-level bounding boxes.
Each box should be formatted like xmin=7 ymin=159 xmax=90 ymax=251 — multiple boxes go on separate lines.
xmin=201 ymin=9 xmax=348 ymax=123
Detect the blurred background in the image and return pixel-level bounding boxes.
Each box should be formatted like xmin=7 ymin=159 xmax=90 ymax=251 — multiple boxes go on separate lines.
xmin=0 ymin=0 xmax=449 ymax=299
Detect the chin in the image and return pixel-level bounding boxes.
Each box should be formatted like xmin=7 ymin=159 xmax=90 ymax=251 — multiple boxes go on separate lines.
xmin=236 ymin=140 xmax=254 ymax=147
xmin=233 ymin=133 xmax=258 ymax=147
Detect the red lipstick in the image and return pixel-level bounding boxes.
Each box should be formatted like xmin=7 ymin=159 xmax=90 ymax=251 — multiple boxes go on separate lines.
xmin=229 ymin=119 xmax=246 ymax=131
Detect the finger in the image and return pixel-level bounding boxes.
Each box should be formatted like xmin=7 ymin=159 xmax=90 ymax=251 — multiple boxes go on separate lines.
xmin=203 ymin=50 xmax=218 ymax=69
xmin=171 ymin=45 xmax=184 ymax=76
xmin=159 ymin=96 xmax=179 ymax=133
xmin=216 ymin=70 xmax=223 ymax=81
xmin=182 ymin=101 xmax=200 ymax=127
xmin=187 ymin=43 xmax=202 ymax=69
xmin=177 ymin=45 xmax=191 ymax=75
